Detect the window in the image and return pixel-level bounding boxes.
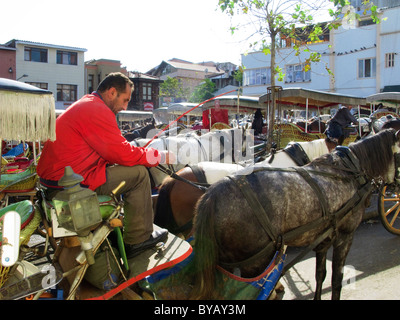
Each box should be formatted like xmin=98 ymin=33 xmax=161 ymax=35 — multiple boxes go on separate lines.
xmin=88 ymin=75 xmax=94 ymax=94
xmin=26 ymin=82 xmax=48 ymax=90
xmin=57 ymin=50 xmax=77 ymax=65
xmin=385 ymin=53 xmax=395 ymax=68
xmin=358 ymin=58 xmax=376 ymax=78
xmin=244 ymin=68 xmax=270 ymax=86
xmin=358 ymin=19 xmax=374 ymax=27
xmin=285 ymin=63 xmax=311 ymax=83
xmin=143 ymin=83 xmax=152 ymax=100
xmin=57 ymin=84 xmax=77 ymax=102
xmin=24 ymin=47 xmax=47 ymax=62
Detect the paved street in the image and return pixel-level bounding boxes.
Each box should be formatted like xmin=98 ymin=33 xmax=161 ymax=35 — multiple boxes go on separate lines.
xmin=280 ymin=195 xmax=400 ymax=300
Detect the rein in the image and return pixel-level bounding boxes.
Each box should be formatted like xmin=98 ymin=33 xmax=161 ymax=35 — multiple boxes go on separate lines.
xmin=156 ymin=164 xmax=210 ymax=192
xmin=155 ymin=128 xmax=245 ymax=191
xmin=143 ymin=89 xmax=238 ymax=148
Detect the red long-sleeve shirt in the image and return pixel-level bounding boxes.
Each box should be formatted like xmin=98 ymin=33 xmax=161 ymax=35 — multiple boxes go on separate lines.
xmin=37 ymin=93 xmax=161 ymax=190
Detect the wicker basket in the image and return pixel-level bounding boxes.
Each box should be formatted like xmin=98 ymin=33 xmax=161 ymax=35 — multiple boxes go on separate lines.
xmin=0 ymin=164 xmax=37 ymax=193
xmin=273 ymin=123 xmax=357 ymax=149
xmin=211 ymin=122 xmax=231 ymax=130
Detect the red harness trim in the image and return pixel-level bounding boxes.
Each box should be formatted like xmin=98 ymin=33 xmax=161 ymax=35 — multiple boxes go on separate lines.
xmin=85 ymin=246 xmax=193 ymax=300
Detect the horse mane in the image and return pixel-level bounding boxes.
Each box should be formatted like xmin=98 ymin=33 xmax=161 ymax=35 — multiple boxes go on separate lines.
xmin=348 ymin=128 xmax=397 ymax=178
xmin=297 ymin=139 xmax=328 ymax=161
xmin=310 ymin=129 xmax=397 ymax=179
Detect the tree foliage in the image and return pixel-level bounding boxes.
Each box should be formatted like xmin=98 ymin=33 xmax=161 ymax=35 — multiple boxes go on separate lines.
xmin=190 ymin=79 xmax=217 ymax=103
xmin=217 ymin=0 xmax=380 ymax=148
xmin=218 ymin=0 xmax=380 ymax=82
xmin=159 ymin=76 xmax=189 ymax=101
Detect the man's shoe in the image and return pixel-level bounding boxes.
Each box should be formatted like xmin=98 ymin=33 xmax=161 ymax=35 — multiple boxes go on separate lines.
xmin=125 ymin=228 xmax=168 ymax=259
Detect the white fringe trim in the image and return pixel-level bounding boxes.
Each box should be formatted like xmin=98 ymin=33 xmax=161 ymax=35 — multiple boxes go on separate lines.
xmin=0 ymin=91 xmax=56 ymax=141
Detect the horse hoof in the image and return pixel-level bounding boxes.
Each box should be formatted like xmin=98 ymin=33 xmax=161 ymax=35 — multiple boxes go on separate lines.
xmin=268 ymin=290 xmax=277 ymax=300
xmin=275 ymin=280 xmax=285 ymax=293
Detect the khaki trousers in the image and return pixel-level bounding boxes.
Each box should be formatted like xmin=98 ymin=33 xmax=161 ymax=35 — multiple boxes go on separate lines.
xmin=95 ymin=165 xmax=153 ymax=245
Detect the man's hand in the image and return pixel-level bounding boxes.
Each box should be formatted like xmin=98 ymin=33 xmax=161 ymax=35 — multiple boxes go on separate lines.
xmin=159 ymin=151 xmax=176 ymax=165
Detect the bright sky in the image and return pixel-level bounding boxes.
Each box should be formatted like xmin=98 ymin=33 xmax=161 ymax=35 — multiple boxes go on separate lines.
xmin=1 ymin=0 xmax=252 ymax=72
xmin=1 ymin=0 xmax=335 ymax=73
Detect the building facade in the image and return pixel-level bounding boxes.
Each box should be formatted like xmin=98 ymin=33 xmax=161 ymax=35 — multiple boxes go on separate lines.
xmin=84 ymin=58 xmax=128 ymax=94
xmin=241 ymin=3 xmax=400 ymax=98
xmin=4 ymin=39 xmax=87 ymax=109
xmin=147 ymin=58 xmax=225 ymax=104
xmin=128 ymin=72 xmax=163 ymax=111
xmin=0 ymin=45 xmax=16 ymax=80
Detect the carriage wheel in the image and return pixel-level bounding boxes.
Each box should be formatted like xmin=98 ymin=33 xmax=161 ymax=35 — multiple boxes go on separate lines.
xmin=378 ymin=185 xmax=400 ymax=235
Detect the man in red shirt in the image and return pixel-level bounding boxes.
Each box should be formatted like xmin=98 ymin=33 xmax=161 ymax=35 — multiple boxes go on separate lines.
xmin=37 ymin=72 xmax=173 ymax=258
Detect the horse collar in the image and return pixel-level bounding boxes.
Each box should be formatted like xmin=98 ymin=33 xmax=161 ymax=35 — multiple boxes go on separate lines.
xmin=335 ymin=146 xmax=360 ymax=172
xmin=335 ymin=146 xmax=366 ymax=185
xmin=283 ymin=143 xmax=310 ymax=166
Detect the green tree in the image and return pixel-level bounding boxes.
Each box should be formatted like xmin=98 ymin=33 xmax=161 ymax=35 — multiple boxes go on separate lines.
xmin=190 ymin=79 xmax=217 ymax=103
xmin=159 ymin=76 xmax=189 ymax=103
xmin=233 ymin=67 xmax=243 ymax=86
xmin=218 ymin=0 xmax=379 ymax=147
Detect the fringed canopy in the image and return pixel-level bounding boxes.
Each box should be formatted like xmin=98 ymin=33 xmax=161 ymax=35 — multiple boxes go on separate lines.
xmin=0 ymin=78 xmax=56 ymax=141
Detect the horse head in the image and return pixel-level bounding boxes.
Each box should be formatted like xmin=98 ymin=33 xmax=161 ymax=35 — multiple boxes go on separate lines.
xmin=348 ymin=128 xmax=400 ymax=184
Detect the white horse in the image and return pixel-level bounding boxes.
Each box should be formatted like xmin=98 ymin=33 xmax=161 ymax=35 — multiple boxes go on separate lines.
xmin=195 ymin=138 xmax=332 ymax=184
xmin=154 ymin=138 xmax=336 ymax=238
xmin=131 ymin=128 xmax=251 ymax=187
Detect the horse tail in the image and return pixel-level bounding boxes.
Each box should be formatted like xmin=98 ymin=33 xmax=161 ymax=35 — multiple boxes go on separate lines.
xmin=190 ymin=188 xmax=219 ymax=299
xmin=153 ymin=177 xmax=175 ymax=229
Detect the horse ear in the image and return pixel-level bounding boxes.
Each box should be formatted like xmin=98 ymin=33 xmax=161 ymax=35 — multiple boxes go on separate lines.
xmin=396 ymin=130 xmax=400 ymax=141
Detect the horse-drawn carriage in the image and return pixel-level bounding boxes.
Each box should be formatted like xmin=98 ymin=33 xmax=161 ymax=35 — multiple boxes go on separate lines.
xmin=0 ymin=78 xmax=56 ymax=290
xmin=200 ymin=95 xmax=260 ymax=130
xmin=259 ymin=87 xmax=368 ymax=149
xmin=0 ymin=79 xmax=192 ymax=300
xmin=3 ymin=77 xmax=400 ymax=301
xmin=366 ymin=92 xmax=400 ymax=236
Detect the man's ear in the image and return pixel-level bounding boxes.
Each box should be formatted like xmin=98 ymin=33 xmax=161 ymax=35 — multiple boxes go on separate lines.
xmin=108 ymin=87 xmax=117 ymax=98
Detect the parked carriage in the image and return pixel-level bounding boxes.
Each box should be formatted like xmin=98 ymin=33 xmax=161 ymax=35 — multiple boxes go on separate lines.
xmin=259 ymin=87 xmax=368 ymax=149
xmin=367 ymin=92 xmax=400 ymax=235
xmin=200 ymin=95 xmax=261 ymax=130
xmin=0 ymin=79 xmax=191 ymax=300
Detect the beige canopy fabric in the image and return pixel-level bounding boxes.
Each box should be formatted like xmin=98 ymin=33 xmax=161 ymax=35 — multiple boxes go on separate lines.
xmin=259 ymin=87 xmax=367 ymax=110
xmin=117 ymin=110 xmax=153 ymax=122
xmin=0 ymin=78 xmax=56 ymax=141
xmin=168 ymin=103 xmax=203 ymax=116
xmin=201 ymin=95 xmax=261 ymax=114
xmin=366 ymin=92 xmax=400 ymax=104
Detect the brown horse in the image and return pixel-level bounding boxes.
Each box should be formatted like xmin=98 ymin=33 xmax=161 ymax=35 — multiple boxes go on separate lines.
xmin=154 ymin=138 xmax=337 ymax=239
xmin=189 ymin=129 xmax=400 ymax=300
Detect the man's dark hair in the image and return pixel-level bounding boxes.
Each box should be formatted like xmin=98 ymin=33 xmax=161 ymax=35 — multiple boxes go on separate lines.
xmin=97 ymin=72 xmax=133 ymax=93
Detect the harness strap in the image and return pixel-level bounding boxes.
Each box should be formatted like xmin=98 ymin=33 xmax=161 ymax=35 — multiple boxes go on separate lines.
xmin=156 ymin=165 xmax=209 ymax=191
xmin=190 ymin=136 xmax=208 ymax=162
xmin=219 ymin=165 xmax=374 ymax=271
xmin=218 ymin=175 xmax=278 ymax=269
xmin=282 ymin=181 xmax=374 ymax=274
xmin=228 ymin=175 xmax=278 ymax=242
xmin=293 ymin=167 xmax=329 ymax=218
xmin=189 ymin=164 xmax=208 ymax=184
xmin=283 ymin=143 xmax=310 ymax=166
